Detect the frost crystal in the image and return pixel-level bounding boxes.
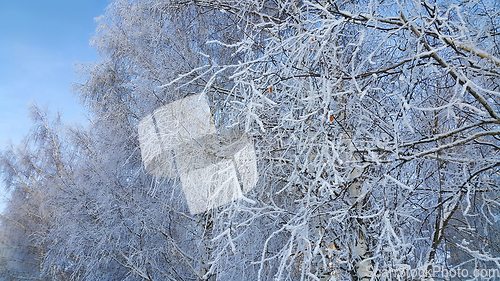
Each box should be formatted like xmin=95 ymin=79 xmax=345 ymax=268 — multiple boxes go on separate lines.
xmin=138 ymin=93 xmax=258 ymax=214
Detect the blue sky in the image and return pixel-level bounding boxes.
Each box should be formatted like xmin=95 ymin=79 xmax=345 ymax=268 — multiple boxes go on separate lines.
xmin=0 ymin=1 xmax=110 ymax=213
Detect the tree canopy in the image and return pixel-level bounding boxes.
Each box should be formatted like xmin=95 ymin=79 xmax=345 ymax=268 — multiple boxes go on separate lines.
xmin=1 ymin=0 xmax=499 ymax=280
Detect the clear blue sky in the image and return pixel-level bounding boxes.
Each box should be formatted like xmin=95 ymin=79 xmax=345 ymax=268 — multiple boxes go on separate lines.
xmin=0 ymin=0 xmax=110 ymax=213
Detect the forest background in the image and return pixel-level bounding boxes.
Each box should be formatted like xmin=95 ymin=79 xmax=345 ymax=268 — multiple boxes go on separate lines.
xmin=0 ymin=0 xmax=499 ymax=280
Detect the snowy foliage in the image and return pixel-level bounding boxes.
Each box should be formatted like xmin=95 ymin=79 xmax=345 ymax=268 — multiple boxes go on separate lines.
xmin=1 ymin=0 xmax=499 ymax=280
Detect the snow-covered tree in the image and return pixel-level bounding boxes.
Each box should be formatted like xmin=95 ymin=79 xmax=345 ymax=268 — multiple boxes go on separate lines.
xmin=174 ymin=0 xmax=500 ymax=279
xmin=1 ymin=0 xmax=498 ymax=280
xmin=0 ymin=106 xmax=68 ymax=281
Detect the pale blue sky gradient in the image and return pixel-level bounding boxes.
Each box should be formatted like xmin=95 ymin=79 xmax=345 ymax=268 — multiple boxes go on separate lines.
xmin=0 ymin=0 xmax=110 ymax=213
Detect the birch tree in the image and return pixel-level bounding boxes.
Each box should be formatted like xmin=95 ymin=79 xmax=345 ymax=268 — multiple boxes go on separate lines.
xmin=0 ymin=0 xmax=498 ymax=280
xmin=0 ymin=106 xmax=69 ymax=281
xmin=173 ymin=0 xmax=500 ymax=279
